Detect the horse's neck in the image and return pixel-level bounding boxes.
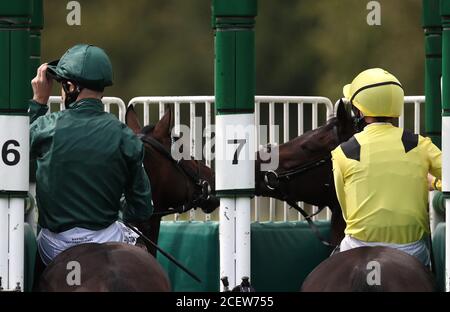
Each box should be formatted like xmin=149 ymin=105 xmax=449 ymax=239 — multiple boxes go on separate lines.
xmin=146 ymin=158 xmax=189 ymax=210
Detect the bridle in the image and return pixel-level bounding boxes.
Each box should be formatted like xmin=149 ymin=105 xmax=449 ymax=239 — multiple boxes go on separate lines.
xmin=138 ymin=134 xmax=212 ymax=217
xmin=261 ymin=123 xmax=343 ymax=246
xmin=263 ymin=123 xmax=341 ymax=194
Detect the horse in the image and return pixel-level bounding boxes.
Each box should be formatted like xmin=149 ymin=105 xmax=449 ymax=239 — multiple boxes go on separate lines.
xmin=255 ymin=99 xmax=355 ymax=246
xmin=38 ymin=107 xmax=220 ymax=291
xmin=39 ymin=243 xmax=171 ymax=292
xmin=301 ymin=246 xmax=435 ymax=292
xmin=255 ymin=100 xmax=436 ymax=291
xmin=125 ymin=105 xmax=220 ymax=255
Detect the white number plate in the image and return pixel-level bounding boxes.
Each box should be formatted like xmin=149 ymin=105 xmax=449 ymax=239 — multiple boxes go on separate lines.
xmin=215 ymin=114 xmax=255 ymax=191
xmin=0 ymin=116 xmax=29 ymax=192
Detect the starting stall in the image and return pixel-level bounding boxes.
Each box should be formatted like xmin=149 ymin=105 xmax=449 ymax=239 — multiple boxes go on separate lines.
xmin=439 ymin=0 xmax=450 ymax=292
xmin=0 ymin=0 xmax=449 ymax=293
xmin=0 ymin=0 xmax=33 ymax=292
xmin=0 ymin=0 xmax=42 ymax=292
xmin=212 ymin=0 xmax=257 ymax=291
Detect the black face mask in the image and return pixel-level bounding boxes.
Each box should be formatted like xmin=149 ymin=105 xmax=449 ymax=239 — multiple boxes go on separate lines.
xmin=62 ymin=81 xmax=83 ymax=109
xmin=351 ymin=105 xmax=367 ymax=132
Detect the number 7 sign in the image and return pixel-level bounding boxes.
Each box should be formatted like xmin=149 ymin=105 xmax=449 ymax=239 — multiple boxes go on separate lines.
xmin=215 ymin=114 xmax=255 ymax=193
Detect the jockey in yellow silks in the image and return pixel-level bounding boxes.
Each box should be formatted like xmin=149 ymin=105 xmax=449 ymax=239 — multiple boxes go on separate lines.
xmin=331 ymin=68 xmax=442 ymax=266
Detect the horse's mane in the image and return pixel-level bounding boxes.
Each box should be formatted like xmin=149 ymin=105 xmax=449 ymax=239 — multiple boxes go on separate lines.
xmin=141 ymin=125 xmax=155 ymax=135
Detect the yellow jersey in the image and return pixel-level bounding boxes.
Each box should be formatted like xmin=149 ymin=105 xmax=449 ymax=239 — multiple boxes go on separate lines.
xmin=331 ymin=123 xmax=442 ymax=244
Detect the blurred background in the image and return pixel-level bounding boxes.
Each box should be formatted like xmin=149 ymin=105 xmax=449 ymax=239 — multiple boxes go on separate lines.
xmin=39 ymin=0 xmax=427 ymax=222
xmin=41 ymin=0 xmax=424 ymax=102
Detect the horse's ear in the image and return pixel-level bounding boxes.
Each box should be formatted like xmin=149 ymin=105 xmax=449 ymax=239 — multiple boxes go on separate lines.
xmin=336 ymin=99 xmax=350 ymax=123
xmin=153 ymin=107 xmax=173 ymax=140
xmin=125 ymin=105 xmax=142 ymax=134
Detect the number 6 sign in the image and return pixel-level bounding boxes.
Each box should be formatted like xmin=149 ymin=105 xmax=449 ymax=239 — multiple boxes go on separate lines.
xmin=0 ymin=116 xmax=29 ymax=192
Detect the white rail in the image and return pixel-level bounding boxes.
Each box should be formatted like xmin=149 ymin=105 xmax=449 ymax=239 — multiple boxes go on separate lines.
xmin=41 ymin=95 xmax=427 ymax=224
xmin=47 ymin=96 xmax=127 ymax=122
xmin=129 ymin=96 xmax=335 ymax=222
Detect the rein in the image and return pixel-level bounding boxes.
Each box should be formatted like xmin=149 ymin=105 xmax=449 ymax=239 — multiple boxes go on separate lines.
xmin=124 ymin=222 xmax=201 ymax=283
xmin=138 ymin=134 xmax=211 ymax=216
xmin=264 ymin=155 xmax=332 ymax=190
xmin=261 ymin=124 xmax=342 ymax=247
xmin=285 ymin=199 xmax=334 ymax=247
xmin=265 ymin=160 xmax=335 ymax=247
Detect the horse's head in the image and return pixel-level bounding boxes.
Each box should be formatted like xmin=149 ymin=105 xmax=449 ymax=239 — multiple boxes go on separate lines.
xmin=255 ymin=100 xmax=356 ymax=207
xmin=125 ymin=105 xmax=219 ymax=216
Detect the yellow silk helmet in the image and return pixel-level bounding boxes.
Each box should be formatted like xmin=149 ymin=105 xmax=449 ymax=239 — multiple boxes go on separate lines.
xmin=343 ymin=68 xmax=404 ymax=117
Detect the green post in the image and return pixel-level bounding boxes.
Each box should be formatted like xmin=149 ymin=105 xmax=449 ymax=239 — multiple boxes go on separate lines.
xmin=213 ymin=0 xmax=256 ymax=117
xmin=29 ymin=0 xmax=44 ymax=98
xmin=442 ymin=0 xmax=450 ymax=119
xmin=0 ymin=0 xmax=32 ymax=291
xmin=440 ymin=0 xmax=450 ymax=292
xmin=423 ymin=0 xmax=442 ymax=148
xmin=0 ymin=0 xmax=32 ymax=114
xmin=212 ymin=0 xmax=257 ymax=291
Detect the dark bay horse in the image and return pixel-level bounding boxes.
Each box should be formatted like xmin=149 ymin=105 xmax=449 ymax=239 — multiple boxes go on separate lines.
xmin=38 ymin=107 xmax=219 ymax=292
xmin=39 ymin=243 xmax=171 ymax=291
xmin=255 ymin=100 xmax=436 ymax=291
xmin=125 ymin=105 xmax=220 ymax=255
xmin=301 ymin=246 xmax=435 ymax=292
xmin=255 ymin=100 xmax=355 ymax=246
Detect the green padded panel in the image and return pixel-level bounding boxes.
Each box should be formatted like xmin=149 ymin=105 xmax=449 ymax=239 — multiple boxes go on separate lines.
xmin=24 ymin=222 xmax=37 ymax=292
xmin=251 ymin=221 xmax=331 ymax=291
xmin=157 ymin=221 xmax=331 ymax=292
xmin=157 ymin=221 xmax=220 ymax=292
xmin=432 ymin=222 xmax=446 ymax=292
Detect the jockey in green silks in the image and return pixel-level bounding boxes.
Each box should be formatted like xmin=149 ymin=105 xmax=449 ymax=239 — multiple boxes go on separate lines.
xmin=29 ymin=44 xmax=153 ymax=265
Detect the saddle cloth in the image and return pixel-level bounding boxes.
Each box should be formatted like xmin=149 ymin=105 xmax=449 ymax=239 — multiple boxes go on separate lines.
xmin=37 ymin=221 xmax=139 ymax=265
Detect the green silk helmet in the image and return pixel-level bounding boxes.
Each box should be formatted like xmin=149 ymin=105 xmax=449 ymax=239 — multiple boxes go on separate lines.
xmin=47 ymin=44 xmax=113 ymax=92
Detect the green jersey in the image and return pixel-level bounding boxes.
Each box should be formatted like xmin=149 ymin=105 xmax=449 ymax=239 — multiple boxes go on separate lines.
xmin=29 ymin=98 xmax=153 ymax=233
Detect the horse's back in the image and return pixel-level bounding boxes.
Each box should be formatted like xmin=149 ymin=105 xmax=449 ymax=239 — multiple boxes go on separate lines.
xmin=39 ymin=242 xmax=171 ymax=292
xmin=301 ymin=246 xmax=435 ymax=292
